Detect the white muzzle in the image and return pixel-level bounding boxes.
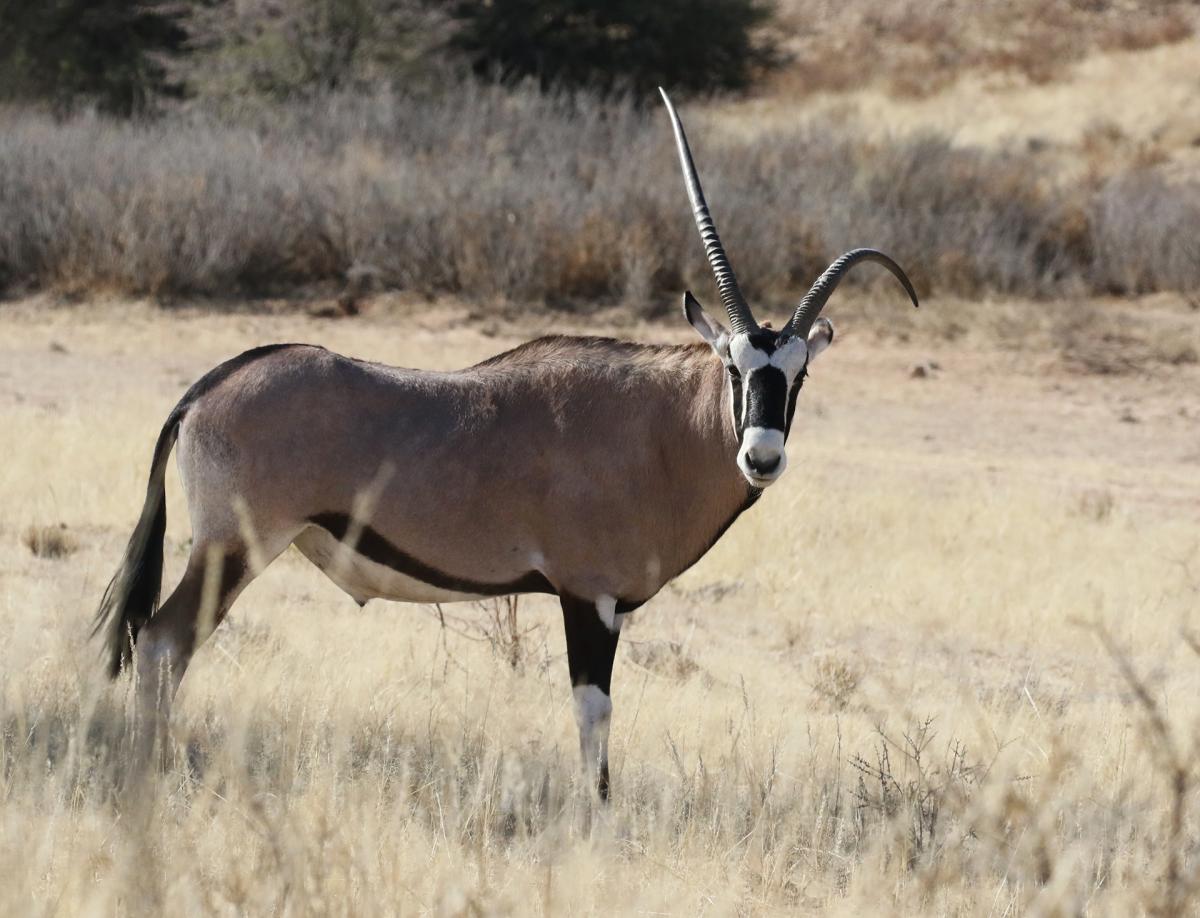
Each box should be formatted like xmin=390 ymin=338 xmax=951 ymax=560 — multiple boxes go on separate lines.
xmin=738 ymin=427 xmax=787 ymax=487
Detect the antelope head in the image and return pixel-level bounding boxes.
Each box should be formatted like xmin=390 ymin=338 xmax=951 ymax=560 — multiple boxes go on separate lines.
xmin=660 ymin=88 xmax=919 ymax=489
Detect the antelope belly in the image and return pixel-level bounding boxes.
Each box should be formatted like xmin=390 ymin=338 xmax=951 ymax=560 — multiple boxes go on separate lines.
xmin=293 ymin=527 xmax=488 ymax=604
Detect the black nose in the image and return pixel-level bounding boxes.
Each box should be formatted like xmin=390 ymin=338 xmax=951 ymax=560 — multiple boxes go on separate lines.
xmin=745 ymin=450 xmax=781 ymax=475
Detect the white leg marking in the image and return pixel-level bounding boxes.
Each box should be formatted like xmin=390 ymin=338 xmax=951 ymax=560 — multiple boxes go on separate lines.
xmin=573 ymin=684 xmax=613 ymax=773
xmin=596 ymin=594 xmax=619 ymax=633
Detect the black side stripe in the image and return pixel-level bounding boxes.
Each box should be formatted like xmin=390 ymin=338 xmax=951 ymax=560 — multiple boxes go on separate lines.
xmin=308 ymin=512 xmax=556 ymax=597
xmin=310 ymin=486 xmax=759 ymax=610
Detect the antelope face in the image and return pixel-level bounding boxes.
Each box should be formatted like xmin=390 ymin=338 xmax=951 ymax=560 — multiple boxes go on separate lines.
xmin=661 ymin=87 xmax=918 ymax=489
xmin=685 ymin=294 xmax=834 ymax=489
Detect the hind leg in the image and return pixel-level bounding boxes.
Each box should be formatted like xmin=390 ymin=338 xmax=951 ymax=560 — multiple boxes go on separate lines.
xmin=133 ymin=534 xmax=286 ymax=766
xmin=133 ymin=542 xmax=243 ymax=766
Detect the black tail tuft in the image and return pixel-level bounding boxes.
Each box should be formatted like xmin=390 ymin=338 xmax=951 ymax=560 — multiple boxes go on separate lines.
xmin=93 ymin=411 xmax=180 ymax=679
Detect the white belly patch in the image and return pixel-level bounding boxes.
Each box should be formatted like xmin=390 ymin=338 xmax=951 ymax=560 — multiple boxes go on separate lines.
xmin=293 ymin=527 xmax=488 ymax=605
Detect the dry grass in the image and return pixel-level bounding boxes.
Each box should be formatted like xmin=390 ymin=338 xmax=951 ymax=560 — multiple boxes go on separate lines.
xmin=1 ymin=301 xmax=1198 ymax=914
xmin=721 ymin=33 xmax=1200 ymax=197
xmin=769 ymin=0 xmax=1198 ymax=99
xmin=2 ymin=82 xmax=1200 ymax=310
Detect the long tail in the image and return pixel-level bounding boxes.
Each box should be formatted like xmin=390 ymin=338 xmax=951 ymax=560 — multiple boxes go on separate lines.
xmin=93 ymin=406 xmax=185 ymax=679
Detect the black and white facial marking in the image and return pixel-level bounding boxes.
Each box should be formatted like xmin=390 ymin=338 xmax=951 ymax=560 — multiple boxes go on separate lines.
xmin=726 ymin=331 xmax=808 ymax=486
xmin=684 ymin=293 xmax=834 ymax=489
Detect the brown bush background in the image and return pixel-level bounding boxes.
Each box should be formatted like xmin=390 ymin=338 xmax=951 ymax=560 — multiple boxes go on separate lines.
xmin=3 ymin=84 xmax=1199 ymax=310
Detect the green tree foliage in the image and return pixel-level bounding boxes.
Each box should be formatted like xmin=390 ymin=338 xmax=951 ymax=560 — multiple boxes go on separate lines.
xmin=180 ymin=0 xmax=451 ymax=104
xmin=0 ymin=0 xmax=188 ymax=115
xmin=447 ymin=0 xmax=779 ymax=98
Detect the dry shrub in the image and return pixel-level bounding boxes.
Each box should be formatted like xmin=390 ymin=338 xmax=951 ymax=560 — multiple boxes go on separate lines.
xmin=1074 ymin=489 xmax=1117 ymax=523
xmin=1089 ymin=171 xmax=1200 ymax=295
xmin=1081 ymin=118 xmax=1130 ymax=160
xmin=21 ymin=523 xmax=77 ymax=558
xmin=1081 ymin=119 xmax=1173 ymax=183
xmin=1 ymin=82 xmax=1200 ymax=308
xmin=479 ymin=596 xmax=532 ymax=671
xmin=1156 ymin=338 xmax=1199 ymax=367
xmin=1098 ymin=6 xmax=1194 ymax=52
xmin=1052 ymin=300 xmax=1144 ymax=375
xmin=1049 ymin=297 xmax=1200 ymax=376
xmin=424 ymin=597 xmax=547 ymax=674
xmin=627 ymin=639 xmax=701 ymax=681
xmin=811 ymin=654 xmax=862 ymax=710
xmin=851 ymin=719 xmax=982 ymax=869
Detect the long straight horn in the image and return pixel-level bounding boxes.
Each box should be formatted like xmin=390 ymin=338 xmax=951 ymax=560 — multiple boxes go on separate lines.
xmin=659 ymin=88 xmax=757 ymax=335
xmin=786 ymin=248 xmax=919 ymax=339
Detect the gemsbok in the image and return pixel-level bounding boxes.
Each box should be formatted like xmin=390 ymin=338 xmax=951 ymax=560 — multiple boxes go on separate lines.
xmin=95 ymin=89 xmax=917 ymax=798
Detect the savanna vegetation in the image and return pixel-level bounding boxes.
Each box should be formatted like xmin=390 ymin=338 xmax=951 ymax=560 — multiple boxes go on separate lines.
xmin=2 ymin=0 xmax=1199 ymax=915
xmin=1 ymin=0 xmax=1199 ymax=307
xmin=3 ymin=86 xmax=1200 ymax=308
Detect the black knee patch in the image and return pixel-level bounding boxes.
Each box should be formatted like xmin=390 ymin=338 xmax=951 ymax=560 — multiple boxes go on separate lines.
xmin=560 ymin=594 xmax=621 ymax=694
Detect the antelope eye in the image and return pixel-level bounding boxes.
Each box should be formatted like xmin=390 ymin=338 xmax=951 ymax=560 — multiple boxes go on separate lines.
xmin=726 ymin=365 xmax=741 ymax=379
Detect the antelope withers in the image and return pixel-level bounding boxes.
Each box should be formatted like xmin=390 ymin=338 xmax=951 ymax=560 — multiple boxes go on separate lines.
xmin=684 ymin=291 xmax=834 ymax=488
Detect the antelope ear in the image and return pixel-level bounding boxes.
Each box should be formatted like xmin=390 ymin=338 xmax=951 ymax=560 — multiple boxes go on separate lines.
xmin=683 ymin=292 xmax=728 ymax=349
xmin=806 ymin=317 xmax=835 ymax=362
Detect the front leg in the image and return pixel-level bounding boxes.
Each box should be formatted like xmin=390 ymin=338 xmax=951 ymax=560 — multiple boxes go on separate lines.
xmin=560 ymin=594 xmax=622 ymax=801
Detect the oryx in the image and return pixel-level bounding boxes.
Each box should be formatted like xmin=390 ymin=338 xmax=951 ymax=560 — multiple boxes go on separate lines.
xmin=95 ymin=89 xmax=917 ymax=798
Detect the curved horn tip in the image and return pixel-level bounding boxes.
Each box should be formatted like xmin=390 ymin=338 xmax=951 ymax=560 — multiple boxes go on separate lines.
xmin=897 ymin=273 xmax=920 ymax=310
xmin=785 ymin=248 xmax=919 ymax=338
